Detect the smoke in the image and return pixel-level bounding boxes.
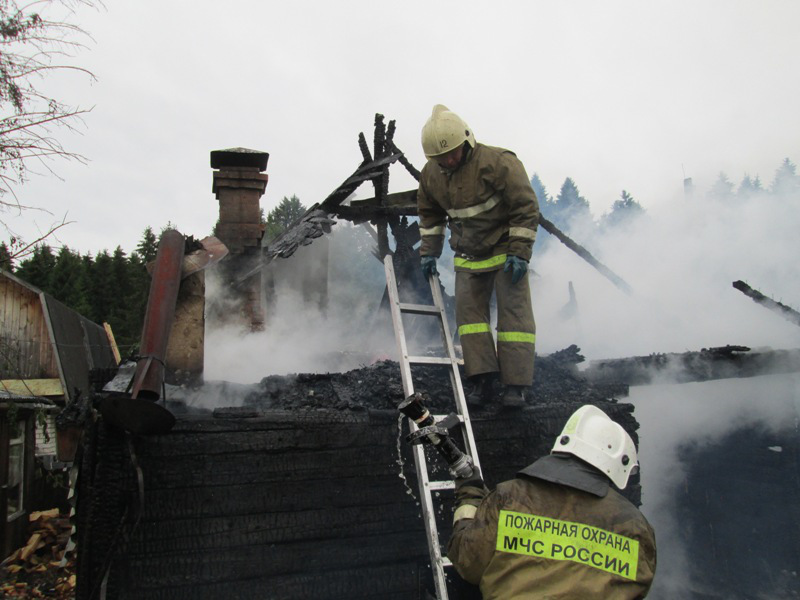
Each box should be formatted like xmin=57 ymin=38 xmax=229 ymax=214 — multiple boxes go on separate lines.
xmin=629 ymin=374 xmax=800 ymax=598
xmin=204 ymin=223 xmax=397 ymax=384
xmin=530 ymin=188 xmax=800 ymax=359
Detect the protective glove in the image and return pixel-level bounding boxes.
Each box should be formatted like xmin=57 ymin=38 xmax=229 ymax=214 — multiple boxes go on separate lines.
xmin=421 ymin=256 xmax=438 ymax=279
xmin=504 ymin=255 xmax=528 ymax=285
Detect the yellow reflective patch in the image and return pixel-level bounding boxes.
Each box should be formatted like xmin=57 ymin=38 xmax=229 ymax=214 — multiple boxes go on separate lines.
xmin=497 ymin=331 xmax=536 ymax=344
xmin=446 ymin=194 xmax=500 ymax=219
xmin=454 ymin=254 xmax=507 ymax=270
xmin=509 ymin=227 xmax=536 ymax=240
xmin=420 ymin=225 xmax=446 ymax=236
xmin=458 ymin=322 xmax=491 ymax=336
xmin=496 ymin=510 xmax=639 ymax=581
xmin=453 ymin=504 xmax=478 ymax=523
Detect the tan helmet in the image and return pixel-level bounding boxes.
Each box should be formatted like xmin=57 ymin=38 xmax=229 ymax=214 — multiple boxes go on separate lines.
xmin=421 ymin=104 xmax=476 ymax=158
xmin=552 ymin=405 xmax=639 ymax=490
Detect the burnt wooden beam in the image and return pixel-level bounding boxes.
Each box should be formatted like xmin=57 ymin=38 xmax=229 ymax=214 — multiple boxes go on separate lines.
xmin=389 ymin=140 xmax=421 ymax=181
xmin=538 ymin=215 xmax=633 ymax=295
xmin=732 ymin=280 xmax=800 ymax=328
xmin=583 ymin=345 xmax=800 ymax=386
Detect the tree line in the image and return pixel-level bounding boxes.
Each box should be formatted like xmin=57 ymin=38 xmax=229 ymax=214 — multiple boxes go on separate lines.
xmin=531 ymin=157 xmax=800 ymax=236
xmin=0 ymin=197 xmax=308 ymax=355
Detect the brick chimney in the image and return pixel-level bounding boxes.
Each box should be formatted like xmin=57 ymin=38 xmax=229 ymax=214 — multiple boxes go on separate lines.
xmin=211 ymin=147 xmax=269 ymax=331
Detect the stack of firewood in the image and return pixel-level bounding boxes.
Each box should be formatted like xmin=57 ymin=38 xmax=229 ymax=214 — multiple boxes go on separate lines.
xmin=0 ymin=508 xmax=76 ymax=598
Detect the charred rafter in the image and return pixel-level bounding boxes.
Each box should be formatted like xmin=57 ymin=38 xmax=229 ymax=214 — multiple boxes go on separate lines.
xmin=538 ymin=215 xmax=633 ymax=295
xmin=732 ymin=280 xmax=800 ymax=328
xmin=583 ymin=345 xmax=800 ymax=386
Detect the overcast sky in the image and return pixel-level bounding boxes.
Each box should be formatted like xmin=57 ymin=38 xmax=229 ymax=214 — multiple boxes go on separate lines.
xmin=6 ymin=0 xmax=800 ymax=255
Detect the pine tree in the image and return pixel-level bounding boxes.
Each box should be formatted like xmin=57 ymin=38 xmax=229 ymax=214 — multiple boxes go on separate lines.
xmin=530 ymin=173 xmax=550 ymax=205
xmin=265 ymin=195 xmax=306 ymax=242
xmin=87 ymin=250 xmax=115 ymax=325
xmin=708 ymin=172 xmax=735 ymax=201
xmin=15 ymin=244 xmax=55 ymax=292
xmin=49 ymin=247 xmax=89 ymax=312
xmin=602 ymin=190 xmax=646 ymax=230
xmin=770 ymin=158 xmax=800 ymax=197
xmin=550 ymin=178 xmax=592 ymax=231
xmin=0 ymin=241 xmax=12 ymax=272
xmin=737 ymin=174 xmax=764 ymax=200
xmin=136 ymin=226 xmax=158 ymax=263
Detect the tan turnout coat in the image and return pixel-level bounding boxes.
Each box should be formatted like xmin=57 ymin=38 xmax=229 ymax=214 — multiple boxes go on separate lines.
xmin=417 ymin=143 xmax=539 ymax=270
xmin=448 ymin=477 xmax=657 ymax=599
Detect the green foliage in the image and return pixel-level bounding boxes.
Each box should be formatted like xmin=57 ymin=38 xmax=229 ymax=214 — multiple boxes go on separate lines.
xmin=14 ymin=243 xmax=55 ymax=290
xmin=136 ymin=226 xmax=158 ymax=263
xmin=265 ymin=195 xmax=306 ymax=242
xmin=0 ymin=240 xmax=12 ymax=271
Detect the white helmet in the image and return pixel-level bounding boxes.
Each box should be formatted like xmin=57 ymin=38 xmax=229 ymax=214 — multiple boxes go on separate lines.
xmin=421 ymin=104 xmax=476 ymax=158
xmin=552 ymin=405 xmax=639 ymax=490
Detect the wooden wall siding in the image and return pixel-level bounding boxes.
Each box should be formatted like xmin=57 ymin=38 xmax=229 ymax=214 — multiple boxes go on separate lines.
xmin=75 ymin=402 xmax=640 ymax=600
xmin=0 ymin=277 xmax=57 ymax=380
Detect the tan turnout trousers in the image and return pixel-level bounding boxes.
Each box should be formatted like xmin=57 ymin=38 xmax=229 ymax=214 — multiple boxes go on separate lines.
xmin=455 ymin=266 xmax=535 ymax=386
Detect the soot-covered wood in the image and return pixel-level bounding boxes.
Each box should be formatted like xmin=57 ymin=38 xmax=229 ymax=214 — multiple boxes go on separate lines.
xmin=76 ymin=352 xmax=638 ymax=599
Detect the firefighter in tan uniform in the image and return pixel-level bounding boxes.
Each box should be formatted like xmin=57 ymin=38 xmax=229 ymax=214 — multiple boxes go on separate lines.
xmin=448 ymin=405 xmax=657 ymax=599
xmin=417 ymin=105 xmax=539 ymax=407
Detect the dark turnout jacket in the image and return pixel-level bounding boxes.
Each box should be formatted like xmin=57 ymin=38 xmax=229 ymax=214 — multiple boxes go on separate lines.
xmin=448 ymin=455 xmax=657 ymax=599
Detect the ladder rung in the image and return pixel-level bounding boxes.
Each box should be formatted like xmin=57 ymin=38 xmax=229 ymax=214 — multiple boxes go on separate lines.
xmin=408 ymin=355 xmax=455 ymax=365
xmin=432 ymin=414 xmax=464 ymax=423
xmin=428 ymin=480 xmax=456 ymax=491
xmin=398 ymin=302 xmax=441 ymax=316
xmin=441 ymin=557 xmax=453 ymax=568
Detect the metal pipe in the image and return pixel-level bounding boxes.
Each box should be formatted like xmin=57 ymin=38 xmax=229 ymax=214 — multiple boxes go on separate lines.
xmin=131 ymin=229 xmax=184 ymax=400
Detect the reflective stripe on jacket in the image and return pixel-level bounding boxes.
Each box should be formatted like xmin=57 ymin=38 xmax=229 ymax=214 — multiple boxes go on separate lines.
xmin=448 ymin=477 xmax=657 ymax=599
xmin=417 ymin=143 xmax=539 ymax=271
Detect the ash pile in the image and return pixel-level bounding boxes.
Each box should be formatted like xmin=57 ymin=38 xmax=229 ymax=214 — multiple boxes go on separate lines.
xmin=234 ymin=344 xmax=628 ymax=414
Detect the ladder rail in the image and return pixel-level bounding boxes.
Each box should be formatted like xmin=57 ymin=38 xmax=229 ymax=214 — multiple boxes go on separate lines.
xmin=384 ymin=257 xmax=449 ymax=599
xmin=429 ymin=277 xmax=482 ymax=474
xmin=384 ymin=254 xmax=483 ymax=600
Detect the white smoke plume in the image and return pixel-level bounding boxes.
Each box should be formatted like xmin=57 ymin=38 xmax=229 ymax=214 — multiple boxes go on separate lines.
xmin=629 ymin=374 xmax=800 ymax=598
xmin=204 ymin=223 xmax=396 ymax=384
xmin=531 ymin=187 xmax=800 ymax=359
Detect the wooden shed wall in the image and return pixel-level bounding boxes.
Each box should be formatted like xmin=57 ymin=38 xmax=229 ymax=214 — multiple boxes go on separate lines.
xmin=0 ymin=276 xmax=57 ymax=380
xmin=75 ymin=401 xmax=639 ymax=600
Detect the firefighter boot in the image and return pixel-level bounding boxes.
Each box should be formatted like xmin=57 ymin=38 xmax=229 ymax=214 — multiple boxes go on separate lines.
xmin=465 ymin=374 xmax=494 ymax=408
xmin=502 ymin=385 xmax=526 ymax=409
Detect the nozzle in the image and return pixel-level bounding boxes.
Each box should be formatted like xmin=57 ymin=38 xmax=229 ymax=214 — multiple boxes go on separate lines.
xmin=399 ymin=392 xmax=435 ymax=427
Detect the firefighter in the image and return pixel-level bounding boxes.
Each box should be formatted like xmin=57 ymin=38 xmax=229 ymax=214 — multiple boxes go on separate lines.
xmin=448 ymin=405 xmax=657 ymax=599
xmin=417 ymin=105 xmax=539 ymax=408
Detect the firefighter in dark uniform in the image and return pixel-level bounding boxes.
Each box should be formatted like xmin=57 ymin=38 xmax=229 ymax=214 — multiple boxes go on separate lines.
xmin=417 ymin=105 xmax=539 ymax=407
xmin=448 ymin=405 xmax=657 ymax=599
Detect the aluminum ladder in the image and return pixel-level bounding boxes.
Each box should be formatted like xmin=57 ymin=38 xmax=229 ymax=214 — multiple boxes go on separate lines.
xmin=384 ymin=255 xmax=482 ymax=600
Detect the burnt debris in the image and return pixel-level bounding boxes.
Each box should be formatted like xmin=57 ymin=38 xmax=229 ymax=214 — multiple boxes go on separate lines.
xmin=238 ymin=344 xmax=627 ymax=414
xmin=75 ymin=345 xmax=640 ymax=600
xmin=733 ymin=279 xmax=800 ymax=327
xmin=583 ymin=344 xmax=800 ymax=386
